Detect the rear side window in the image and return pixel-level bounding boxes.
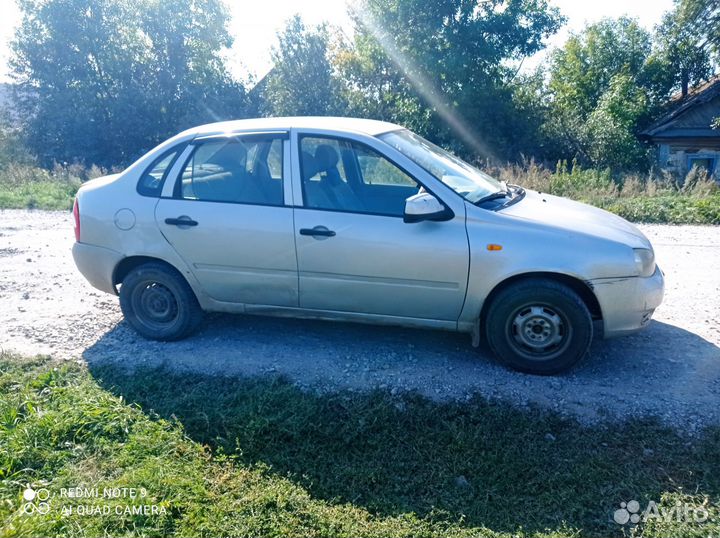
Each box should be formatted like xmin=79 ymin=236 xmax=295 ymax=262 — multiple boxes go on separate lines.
xmin=137 ymin=145 xmax=184 ymax=197
xmin=177 ymin=136 xmax=285 ymax=206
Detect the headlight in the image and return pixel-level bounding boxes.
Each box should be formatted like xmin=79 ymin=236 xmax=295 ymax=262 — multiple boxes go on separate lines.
xmin=633 ymin=249 xmax=656 ymax=277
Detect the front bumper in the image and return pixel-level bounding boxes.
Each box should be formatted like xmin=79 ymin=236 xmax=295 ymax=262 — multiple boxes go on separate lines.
xmin=590 ymin=266 xmax=665 ymax=338
xmin=72 ymin=242 xmax=124 ymax=295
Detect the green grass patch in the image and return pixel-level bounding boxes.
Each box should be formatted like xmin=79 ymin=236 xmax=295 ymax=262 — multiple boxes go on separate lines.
xmin=1 ymin=353 xmax=719 ymax=537
xmin=0 ymin=179 xmax=79 ymax=211
xmin=0 ymin=165 xmax=80 ymax=211
xmin=581 ymin=194 xmax=720 ymax=225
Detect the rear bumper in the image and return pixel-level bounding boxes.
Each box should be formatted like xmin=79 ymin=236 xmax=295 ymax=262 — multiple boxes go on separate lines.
xmin=590 ymin=267 xmax=665 ymax=339
xmin=72 ymin=242 xmax=123 ymax=295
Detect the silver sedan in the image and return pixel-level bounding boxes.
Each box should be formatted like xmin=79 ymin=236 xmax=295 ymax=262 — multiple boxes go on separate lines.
xmin=72 ymin=117 xmax=664 ymax=374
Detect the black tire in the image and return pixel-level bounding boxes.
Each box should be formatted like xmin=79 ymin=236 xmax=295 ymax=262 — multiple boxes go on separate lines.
xmin=119 ymin=262 xmax=203 ymax=341
xmin=484 ymin=278 xmax=593 ymax=375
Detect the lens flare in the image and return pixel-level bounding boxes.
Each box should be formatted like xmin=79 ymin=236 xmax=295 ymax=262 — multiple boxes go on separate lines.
xmin=351 ymin=6 xmax=495 ymax=160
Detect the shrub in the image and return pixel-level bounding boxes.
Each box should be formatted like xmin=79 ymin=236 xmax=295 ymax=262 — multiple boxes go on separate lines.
xmin=549 ymin=160 xmax=617 ymax=197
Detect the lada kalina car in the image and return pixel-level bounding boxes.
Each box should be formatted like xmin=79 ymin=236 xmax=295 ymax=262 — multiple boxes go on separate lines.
xmin=72 ymin=117 xmax=664 ymax=374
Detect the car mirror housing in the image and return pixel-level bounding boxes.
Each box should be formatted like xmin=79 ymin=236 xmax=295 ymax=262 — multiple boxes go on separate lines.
xmin=403 ymin=192 xmax=453 ymax=223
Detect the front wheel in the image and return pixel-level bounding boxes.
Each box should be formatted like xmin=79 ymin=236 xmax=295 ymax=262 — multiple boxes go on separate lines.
xmin=484 ymin=278 xmax=593 ymax=375
xmin=119 ymin=262 xmax=203 ymax=341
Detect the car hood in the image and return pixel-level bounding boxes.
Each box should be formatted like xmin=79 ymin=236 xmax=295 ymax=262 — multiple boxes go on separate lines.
xmin=499 ymin=190 xmax=652 ymax=249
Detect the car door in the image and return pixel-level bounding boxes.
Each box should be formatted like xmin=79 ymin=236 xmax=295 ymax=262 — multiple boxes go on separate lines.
xmin=293 ymin=133 xmax=469 ymax=322
xmin=155 ymin=132 xmax=298 ymax=306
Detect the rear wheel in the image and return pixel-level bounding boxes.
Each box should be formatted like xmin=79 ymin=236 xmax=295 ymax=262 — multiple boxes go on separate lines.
xmin=484 ymin=278 xmax=593 ymax=375
xmin=119 ymin=262 xmax=203 ymax=341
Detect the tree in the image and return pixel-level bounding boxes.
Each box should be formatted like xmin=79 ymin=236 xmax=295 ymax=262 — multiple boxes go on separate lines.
xmin=644 ymin=10 xmax=714 ymax=101
xmin=336 ymin=0 xmax=564 ymax=162
xmin=548 ymin=17 xmax=651 ymax=120
xmin=544 ymin=13 xmax=710 ymax=170
xmin=677 ymin=0 xmax=720 ymax=130
xmin=544 ymin=18 xmax=653 ymax=168
xmin=11 ymin=0 xmax=246 ymax=167
xmin=585 ymin=73 xmax=650 ymax=171
xmin=680 ymin=0 xmax=720 ymax=55
xmin=262 ymin=16 xmax=345 ymax=117
xmin=543 ymin=14 xmax=714 ymax=171
xmin=0 ymin=111 xmax=35 ymax=168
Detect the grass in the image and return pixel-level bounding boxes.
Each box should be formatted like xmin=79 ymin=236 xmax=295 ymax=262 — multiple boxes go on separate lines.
xmin=593 ymin=194 xmax=720 ymax=224
xmin=1 ymin=353 xmax=719 ymax=537
xmin=0 ymin=178 xmax=79 ymax=211
xmin=0 ymin=164 xmax=90 ymax=211
xmin=495 ymin=161 xmax=720 ymax=225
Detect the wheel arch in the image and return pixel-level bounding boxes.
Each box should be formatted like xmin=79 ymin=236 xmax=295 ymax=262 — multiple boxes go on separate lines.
xmin=113 ymin=255 xmax=190 ymax=290
xmin=479 ymin=271 xmax=603 ymax=327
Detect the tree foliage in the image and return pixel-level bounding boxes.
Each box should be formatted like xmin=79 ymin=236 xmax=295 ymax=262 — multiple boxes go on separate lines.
xmin=7 ymin=0 xmax=719 ymax=173
xmin=11 ymin=0 xmax=245 ymax=167
xmin=585 ymin=73 xmax=650 ymax=171
xmin=680 ymin=0 xmax=720 ymax=55
xmin=337 ymin=0 xmax=565 ymax=161
xmin=548 ymin=18 xmax=651 ymax=119
xmin=544 ymin=15 xmax=714 ymax=171
xmin=647 ymin=10 xmax=714 ymax=101
xmin=263 ymin=16 xmax=345 ymax=117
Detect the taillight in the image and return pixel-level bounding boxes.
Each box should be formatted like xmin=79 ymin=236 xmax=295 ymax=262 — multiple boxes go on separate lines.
xmin=73 ymin=197 xmax=80 ymax=242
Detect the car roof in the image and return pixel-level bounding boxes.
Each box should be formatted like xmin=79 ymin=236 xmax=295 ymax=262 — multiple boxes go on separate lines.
xmin=189 ymin=116 xmax=403 ymax=137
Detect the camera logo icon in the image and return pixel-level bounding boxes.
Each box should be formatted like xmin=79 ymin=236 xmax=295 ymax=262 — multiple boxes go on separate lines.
xmin=22 ymin=487 xmax=51 ymax=515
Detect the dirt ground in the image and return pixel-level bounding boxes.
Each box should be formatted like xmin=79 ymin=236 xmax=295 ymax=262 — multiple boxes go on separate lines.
xmin=1 ymin=209 xmax=718 ymax=430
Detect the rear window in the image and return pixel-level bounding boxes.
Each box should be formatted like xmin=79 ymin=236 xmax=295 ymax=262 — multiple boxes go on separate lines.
xmin=137 ymin=145 xmax=185 ymax=197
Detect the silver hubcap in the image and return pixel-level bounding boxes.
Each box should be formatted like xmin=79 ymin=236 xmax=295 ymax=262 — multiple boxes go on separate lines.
xmin=511 ymin=305 xmax=567 ymax=357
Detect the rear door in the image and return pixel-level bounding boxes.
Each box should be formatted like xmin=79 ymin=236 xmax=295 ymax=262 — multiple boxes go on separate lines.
xmin=155 ymin=132 xmax=298 ymax=306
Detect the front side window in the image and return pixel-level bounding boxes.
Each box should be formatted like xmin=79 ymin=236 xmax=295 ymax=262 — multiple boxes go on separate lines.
xmin=299 ymin=136 xmax=419 ymax=217
xmin=379 ymin=129 xmax=505 ymax=203
xmin=178 ymin=136 xmax=284 ymax=205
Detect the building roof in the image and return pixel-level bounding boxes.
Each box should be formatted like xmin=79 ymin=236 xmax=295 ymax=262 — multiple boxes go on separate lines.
xmin=189 ymin=116 xmax=403 ymax=137
xmin=642 ymin=76 xmax=720 ymax=139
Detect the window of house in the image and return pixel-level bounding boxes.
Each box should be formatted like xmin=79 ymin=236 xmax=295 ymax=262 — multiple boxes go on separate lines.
xmin=687 ymin=156 xmax=716 ymax=175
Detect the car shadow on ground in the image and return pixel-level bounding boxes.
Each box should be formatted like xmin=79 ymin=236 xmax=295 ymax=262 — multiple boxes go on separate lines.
xmin=83 ymin=313 xmax=720 ymax=420
xmin=84 ymin=314 xmax=720 ymax=536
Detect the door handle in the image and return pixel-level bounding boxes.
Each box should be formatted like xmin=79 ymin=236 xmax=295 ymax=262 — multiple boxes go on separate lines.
xmin=165 ymin=216 xmax=198 ymax=227
xmin=299 ymin=226 xmax=336 ymax=237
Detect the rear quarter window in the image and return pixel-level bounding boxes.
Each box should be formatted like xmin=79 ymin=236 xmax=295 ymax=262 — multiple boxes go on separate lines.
xmin=137 ymin=144 xmax=186 ymax=197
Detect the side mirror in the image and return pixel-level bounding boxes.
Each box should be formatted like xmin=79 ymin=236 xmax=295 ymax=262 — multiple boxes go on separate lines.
xmin=403 ymin=192 xmax=453 ymax=223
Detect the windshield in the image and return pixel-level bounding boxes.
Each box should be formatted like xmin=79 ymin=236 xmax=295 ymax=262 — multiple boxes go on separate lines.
xmin=379 ymin=129 xmax=505 ymax=203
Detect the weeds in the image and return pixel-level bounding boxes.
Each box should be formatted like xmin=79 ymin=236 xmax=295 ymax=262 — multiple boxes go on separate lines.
xmin=492 ymin=160 xmax=720 ymax=224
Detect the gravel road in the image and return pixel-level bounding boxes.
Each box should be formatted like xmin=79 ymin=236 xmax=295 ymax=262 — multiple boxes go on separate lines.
xmin=1 ymin=209 xmax=719 ymax=430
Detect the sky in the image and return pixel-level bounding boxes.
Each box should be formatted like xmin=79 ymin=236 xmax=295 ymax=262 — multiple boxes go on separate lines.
xmin=0 ymin=0 xmax=676 ymax=83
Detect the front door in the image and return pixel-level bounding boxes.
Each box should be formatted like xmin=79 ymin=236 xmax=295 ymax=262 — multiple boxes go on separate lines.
xmin=293 ymin=134 xmax=469 ymax=321
xmin=156 ymin=133 xmax=298 ymax=306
